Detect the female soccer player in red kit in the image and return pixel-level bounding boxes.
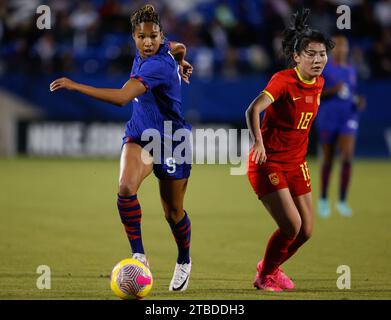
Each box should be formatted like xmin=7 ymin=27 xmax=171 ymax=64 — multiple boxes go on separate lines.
xmin=246 ymin=9 xmax=334 ymax=291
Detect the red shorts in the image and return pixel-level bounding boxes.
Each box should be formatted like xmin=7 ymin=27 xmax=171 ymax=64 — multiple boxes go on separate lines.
xmin=247 ymin=150 xmax=311 ymax=199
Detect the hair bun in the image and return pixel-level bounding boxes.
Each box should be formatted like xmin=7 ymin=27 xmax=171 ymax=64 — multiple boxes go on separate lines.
xmin=291 ymin=8 xmax=310 ymax=33
xmin=131 ymin=4 xmax=162 ymax=33
xmin=143 ymin=4 xmax=155 ymax=13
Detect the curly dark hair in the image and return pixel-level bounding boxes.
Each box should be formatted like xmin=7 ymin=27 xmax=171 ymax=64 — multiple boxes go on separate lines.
xmin=130 ymin=4 xmax=162 ymax=34
xmin=282 ymin=8 xmax=335 ymax=67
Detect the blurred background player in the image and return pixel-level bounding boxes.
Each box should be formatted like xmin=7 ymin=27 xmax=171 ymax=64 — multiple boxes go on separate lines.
xmin=246 ymin=9 xmax=334 ymax=291
xmin=316 ymin=34 xmax=366 ymax=218
xmin=50 ymin=5 xmax=193 ymax=292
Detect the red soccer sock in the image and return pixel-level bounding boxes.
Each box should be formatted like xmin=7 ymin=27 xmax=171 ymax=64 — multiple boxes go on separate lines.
xmin=117 ymin=194 xmax=144 ymax=254
xmin=280 ymin=237 xmax=305 ymax=265
xmin=260 ymin=229 xmax=296 ymax=276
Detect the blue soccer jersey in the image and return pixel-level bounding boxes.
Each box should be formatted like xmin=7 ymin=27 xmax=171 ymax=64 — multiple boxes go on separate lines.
xmin=123 ymin=41 xmax=192 ymax=179
xmin=126 ymin=41 xmax=191 ymax=137
xmin=316 ymin=60 xmax=359 ymax=143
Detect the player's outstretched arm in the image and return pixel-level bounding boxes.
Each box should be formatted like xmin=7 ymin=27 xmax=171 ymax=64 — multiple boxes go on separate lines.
xmin=49 ymin=77 xmax=146 ymax=107
xmin=169 ymin=41 xmax=193 ymax=84
xmin=245 ymin=93 xmax=273 ymax=164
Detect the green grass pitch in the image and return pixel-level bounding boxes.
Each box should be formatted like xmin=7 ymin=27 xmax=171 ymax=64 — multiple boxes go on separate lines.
xmin=0 ymin=157 xmax=390 ymax=300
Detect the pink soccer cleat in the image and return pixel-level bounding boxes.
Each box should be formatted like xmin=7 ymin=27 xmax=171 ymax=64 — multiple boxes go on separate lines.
xmin=256 ymin=260 xmax=295 ymax=290
xmin=253 ymin=274 xmax=282 ymax=292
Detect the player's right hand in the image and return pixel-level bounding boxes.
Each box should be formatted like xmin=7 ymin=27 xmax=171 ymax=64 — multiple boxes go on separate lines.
xmin=50 ymin=77 xmax=77 ymax=92
xmin=252 ymin=140 xmax=267 ymax=164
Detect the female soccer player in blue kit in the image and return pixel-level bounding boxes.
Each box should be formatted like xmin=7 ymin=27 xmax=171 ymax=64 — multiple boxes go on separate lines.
xmin=50 ymin=5 xmax=193 ymax=291
xmin=316 ymin=34 xmax=365 ymax=218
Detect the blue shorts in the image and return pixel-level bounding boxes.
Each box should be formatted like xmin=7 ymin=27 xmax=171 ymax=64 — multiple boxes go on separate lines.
xmin=122 ymin=135 xmax=192 ymax=180
xmin=317 ymin=112 xmax=359 ymax=144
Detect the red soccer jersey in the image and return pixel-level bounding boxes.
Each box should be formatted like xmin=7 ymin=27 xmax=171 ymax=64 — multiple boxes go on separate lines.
xmin=260 ymin=67 xmax=324 ymax=165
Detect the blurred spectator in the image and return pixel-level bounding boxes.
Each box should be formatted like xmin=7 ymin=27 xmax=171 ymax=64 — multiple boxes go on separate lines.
xmin=69 ymin=1 xmax=99 ymax=32
xmin=0 ymin=3 xmax=5 ymax=47
xmin=208 ymin=19 xmax=229 ymax=51
xmin=194 ymin=47 xmax=214 ymax=78
xmin=53 ymin=12 xmax=73 ymax=44
xmin=351 ymin=0 xmax=380 ymax=38
xmin=374 ymin=0 xmax=391 ymax=27
xmin=34 ymin=32 xmax=56 ymax=74
xmin=221 ymin=46 xmax=239 ymax=79
xmin=351 ymin=45 xmax=371 ymax=79
xmin=307 ymin=0 xmax=334 ymax=36
xmin=369 ymin=27 xmax=391 ymax=77
xmin=48 ymin=0 xmax=71 ymax=15
xmin=69 ymin=1 xmax=99 ymax=51
xmin=247 ymin=45 xmax=271 ymax=73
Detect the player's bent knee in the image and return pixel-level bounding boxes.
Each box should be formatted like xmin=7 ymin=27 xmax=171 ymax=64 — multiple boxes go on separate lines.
xmin=301 ymin=228 xmax=313 ymax=242
xmin=281 ymin=222 xmax=301 ymax=239
xmin=164 ymin=207 xmax=184 ymax=224
xmin=118 ymin=181 xmax=138 ymax=196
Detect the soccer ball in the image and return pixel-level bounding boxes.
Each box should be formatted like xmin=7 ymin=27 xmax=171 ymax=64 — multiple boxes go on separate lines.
xmin=110 ymin=258 xmax=153 ymax=300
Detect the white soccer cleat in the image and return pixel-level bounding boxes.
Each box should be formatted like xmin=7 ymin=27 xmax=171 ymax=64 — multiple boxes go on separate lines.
xmin=318 ymin=198 xmax=330 ymax=218
xmin=336 ymin=201 xmax=353 ymax=217
xmin=169 ymin=260 xmax=192 ymax=291
xmin=132 ymin=253 xmax=150 ymax=269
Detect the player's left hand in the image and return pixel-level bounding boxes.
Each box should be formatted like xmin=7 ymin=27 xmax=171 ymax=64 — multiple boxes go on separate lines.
xmin=179 ymin=60 xmax=193 ymax=84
